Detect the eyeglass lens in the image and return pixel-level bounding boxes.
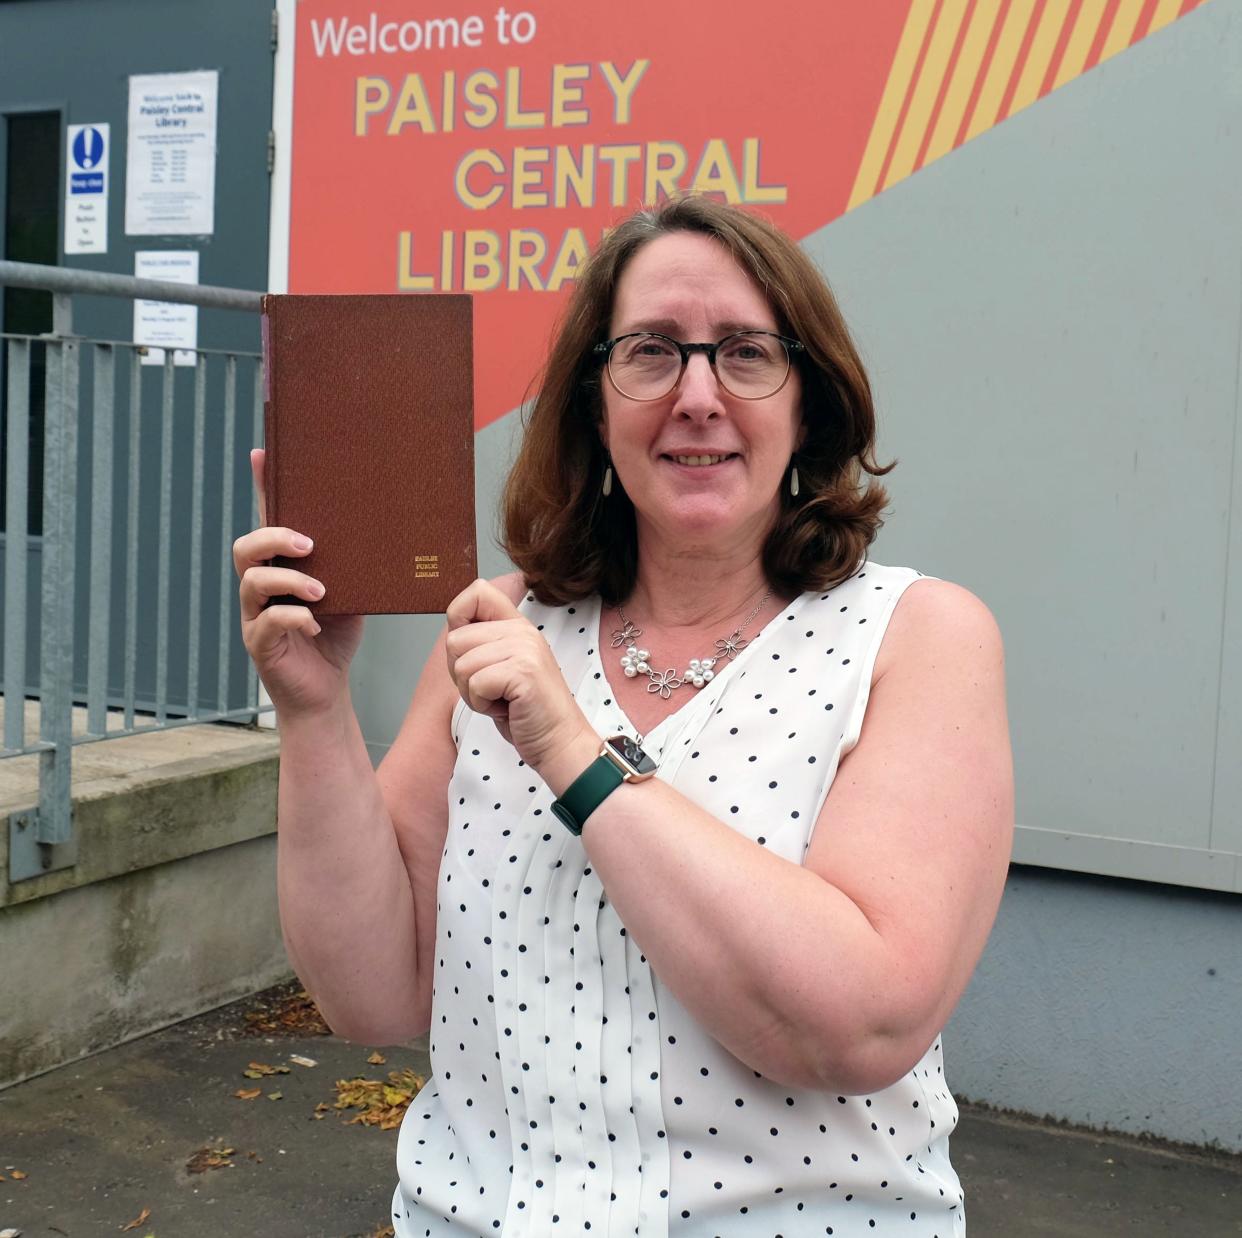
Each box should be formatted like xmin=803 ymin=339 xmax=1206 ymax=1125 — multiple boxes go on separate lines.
xmin=608 ymin=333 xmax=790 ymax=401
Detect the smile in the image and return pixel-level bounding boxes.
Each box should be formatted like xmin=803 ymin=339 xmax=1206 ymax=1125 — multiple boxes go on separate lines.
xmin=664 ymin=453 xmax=739 ymax=467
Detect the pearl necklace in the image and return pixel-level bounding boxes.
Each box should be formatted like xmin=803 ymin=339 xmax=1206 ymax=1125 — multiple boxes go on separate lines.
xmin=611 ymin=590 xmax=772 ymax=699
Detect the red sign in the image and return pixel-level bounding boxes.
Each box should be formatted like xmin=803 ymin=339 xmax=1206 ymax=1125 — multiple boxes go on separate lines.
xmin=284 ymin=0 xmax=1205 ymax=429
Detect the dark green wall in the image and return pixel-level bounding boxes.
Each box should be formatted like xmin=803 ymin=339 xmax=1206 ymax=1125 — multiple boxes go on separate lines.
xmin=0 ymin=0 xmax=275 ymax=714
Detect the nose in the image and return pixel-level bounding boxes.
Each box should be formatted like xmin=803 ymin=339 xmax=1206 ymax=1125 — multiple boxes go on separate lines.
xmin=671 ymin=352 xmax=724 ymax=421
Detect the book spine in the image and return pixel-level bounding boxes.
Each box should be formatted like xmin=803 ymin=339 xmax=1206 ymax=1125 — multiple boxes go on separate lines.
xmin=259 ymin=297 xmax=276 ymax=530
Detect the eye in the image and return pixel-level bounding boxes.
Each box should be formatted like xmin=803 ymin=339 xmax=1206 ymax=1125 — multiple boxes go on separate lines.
xmin=634 ymin=337 xmax=677 ymax=357
xmin=720 ymin=334 xmax=778 ymax=363
xmin=618 ymin=335 xmax=679 ymax=363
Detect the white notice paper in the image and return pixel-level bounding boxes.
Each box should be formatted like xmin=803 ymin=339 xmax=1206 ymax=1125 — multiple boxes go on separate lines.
xmin=65 ymin=123 xmax=109 ymax=254
xmin=134 ymin=251 xmax=199 ymax=366
xmin=125 ymin=70 xmax=218 ymax=235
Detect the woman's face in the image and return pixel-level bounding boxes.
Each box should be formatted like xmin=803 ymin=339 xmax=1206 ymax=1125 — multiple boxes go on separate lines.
xmin=600 ymin=231 xmax=803 ymax=555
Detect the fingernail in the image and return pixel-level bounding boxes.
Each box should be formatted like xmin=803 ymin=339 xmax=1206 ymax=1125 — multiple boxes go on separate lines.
xmin=308 ymin=580 xmax=325 ymax=598
xmin=292 ymin=534 xmax=313 ymax=551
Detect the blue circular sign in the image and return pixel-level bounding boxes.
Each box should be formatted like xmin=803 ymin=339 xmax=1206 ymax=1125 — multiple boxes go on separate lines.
xmin=72 ymin=126 xmax=105 ymax=170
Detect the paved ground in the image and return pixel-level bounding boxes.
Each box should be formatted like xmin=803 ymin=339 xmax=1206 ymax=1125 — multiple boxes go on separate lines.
xmin=2 ymin=983 xmax=1239 ymax=1237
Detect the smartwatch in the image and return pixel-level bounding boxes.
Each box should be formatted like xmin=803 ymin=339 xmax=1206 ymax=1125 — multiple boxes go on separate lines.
xmin=551 ymin=734 xmax=658 ymax=835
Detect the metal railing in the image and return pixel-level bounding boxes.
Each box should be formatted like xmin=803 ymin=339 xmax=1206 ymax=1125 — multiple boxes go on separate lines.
xmin=0 ymin=260 xmax=271 ymax=881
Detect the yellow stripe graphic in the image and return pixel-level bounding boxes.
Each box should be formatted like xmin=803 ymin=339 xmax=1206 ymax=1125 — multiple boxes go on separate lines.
xmin=1099 ymin=0 xmax=1145 ymax=62
xmin=923 ymin=0 xmax=1005 ymax=164
xmin=1148 ymin=0 xmax=1187 ymax=34
xmin=847 ymin=0 xmax=1207 ymax=212
xmin=846 ymin=0 xmax=937 ymax=211
xmin=1052 ymin=0 xmax=1109 ymax=88
xmin=1009 ymin=0 xmax=1072 ymax=116
xmin=884 ymin=0 xmax=972 ymax=189
xmin=963 ymin=0 xmax=1038 ymax=141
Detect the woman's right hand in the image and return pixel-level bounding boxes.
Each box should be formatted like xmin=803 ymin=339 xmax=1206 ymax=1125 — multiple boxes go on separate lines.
xmin=234 ymin=448 xmax=365 ymax=716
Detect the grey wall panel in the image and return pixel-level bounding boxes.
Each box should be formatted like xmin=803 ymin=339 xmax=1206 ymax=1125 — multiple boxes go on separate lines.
xmin=1212 ymin=256 xmax=1242 ymax=858
xmin=948 ymin=865 xmax=1242 ymax=1152
xmin=801 ymin=2 xmax=1241 ymax=869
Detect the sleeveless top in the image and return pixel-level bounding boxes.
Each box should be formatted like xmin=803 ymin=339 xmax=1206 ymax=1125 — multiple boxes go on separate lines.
xmin=392 ymin=562 xmax=965 ymax=1237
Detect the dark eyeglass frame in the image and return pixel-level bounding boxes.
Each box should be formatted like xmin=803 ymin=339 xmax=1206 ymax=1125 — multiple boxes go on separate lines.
xmin=593 ymin=330 xmax=805 ymax=402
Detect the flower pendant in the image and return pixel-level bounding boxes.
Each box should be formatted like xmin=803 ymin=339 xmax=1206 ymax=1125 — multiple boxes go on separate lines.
xmin=646 ymin=668 xmax=682 ymax=699
xmin=611 ymin=620 xmax=643 ymax=648
xmin=714 ymin=633 xmax=749 ymax=661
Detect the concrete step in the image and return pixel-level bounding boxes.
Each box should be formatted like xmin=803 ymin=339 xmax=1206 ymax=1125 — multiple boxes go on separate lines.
xmin=0 ymin=707 xmax=285 ymax=1088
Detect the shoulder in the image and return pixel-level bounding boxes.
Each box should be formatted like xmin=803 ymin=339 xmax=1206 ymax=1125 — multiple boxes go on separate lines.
xmin=874 ymin=576 xmax=1004 ymax=683
xmin=489 ymin=570 xmax=530 ymax=607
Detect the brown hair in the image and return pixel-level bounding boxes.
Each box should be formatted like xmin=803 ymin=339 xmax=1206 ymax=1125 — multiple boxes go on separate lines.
xmin=501 ymin=196 xmax=892 ymax=606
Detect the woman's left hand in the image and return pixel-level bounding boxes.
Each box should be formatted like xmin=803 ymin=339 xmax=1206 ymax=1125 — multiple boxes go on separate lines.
xmin=445 ymin=579 xmax=597 ymax=778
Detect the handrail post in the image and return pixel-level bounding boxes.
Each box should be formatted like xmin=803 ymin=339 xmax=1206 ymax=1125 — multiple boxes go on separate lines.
xmin=32 ymin=323 xmax=79 ymax=873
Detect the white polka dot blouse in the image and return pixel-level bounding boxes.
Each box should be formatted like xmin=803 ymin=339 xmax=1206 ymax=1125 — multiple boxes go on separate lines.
xmin=392 ymin=562 xmax=965 ymax=1236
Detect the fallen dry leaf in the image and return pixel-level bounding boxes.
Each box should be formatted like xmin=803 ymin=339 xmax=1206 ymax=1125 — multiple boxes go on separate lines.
xmin=243 ymin=1061 xmax=291 ymax=1079
xmin=9 ymin=1169 xmax=27 ymax=1181
xmin=243 ymin=986 xmax=331 ymax=1037
xmin=369 ymin=1225 xmax=396 ymax=1238
xmin=120 ymin=1206 xmax=151 ymax=1231
xmin=266 ymin=1091 xmax=283 ymax=1101
xmin=0 ymin=1227 xmax=22 ymax=1237
xmin=235 ymin=1088 xmax=262 ymax=1101
xmin=332 ymin=1069 xmax=425 ymax=1131
xmin=366 ymin=1050 xmax=387 ymax=1065
xmin=185 ymin=1144 xmax=236 ymax=1174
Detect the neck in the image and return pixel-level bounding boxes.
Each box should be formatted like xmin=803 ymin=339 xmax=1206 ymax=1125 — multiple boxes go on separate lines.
xmin=623 ymin=523 xmax=774 ymax=633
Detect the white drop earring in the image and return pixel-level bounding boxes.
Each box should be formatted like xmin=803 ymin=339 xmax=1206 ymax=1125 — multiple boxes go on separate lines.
xmin=789 ymin=463 xmax=800 ymax=497
xmin=602 ymin=464 xmax=613 ymax=497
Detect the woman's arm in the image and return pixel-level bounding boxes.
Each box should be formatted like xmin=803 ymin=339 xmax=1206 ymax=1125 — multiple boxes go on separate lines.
xmin=537 ymin=579 xmax=1013 ymax=1093
xmin=277 ymin=625 xmax=459 ymax=1045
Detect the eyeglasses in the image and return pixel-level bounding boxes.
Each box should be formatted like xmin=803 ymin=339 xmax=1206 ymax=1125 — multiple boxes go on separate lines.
xmin=593 ymin=331 xmax=804 ymax=402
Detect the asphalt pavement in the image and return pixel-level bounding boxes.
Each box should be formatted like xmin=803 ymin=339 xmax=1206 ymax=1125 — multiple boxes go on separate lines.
xmin=2 ymin=983 xmax=1239 ymax=1237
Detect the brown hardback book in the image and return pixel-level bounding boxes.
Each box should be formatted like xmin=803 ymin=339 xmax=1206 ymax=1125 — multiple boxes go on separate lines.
xmin=260 ymin=293 xmax=476 ymax=615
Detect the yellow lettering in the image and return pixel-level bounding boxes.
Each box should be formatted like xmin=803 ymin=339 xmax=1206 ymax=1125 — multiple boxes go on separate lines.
xmin=508 ymin=230 xmax=547 ymax=291
xmin=598 ymin=144 xmax=642 ymax=208
xmin=463 ymin=230 xmax=503 ymax=291
xmin=599 ymin=60 xmax=649 ymax=124
xmin=553 ymin=144 xmax=595 ymax=208
xmin=551 ymin=63 xmax=590 ymax=126
xmin=355 ymin=77 xmax=391 ymax=137
xmin=742 ymin=138 xmax=786 ymax=203
xmin=691 ymin=139 xmax=742 ymax=203
xmin=386 ymin=73 xmax=436 ymax=136
xmin=455 ymin=148 xmax=505 ymax=210
xmin=504 ymin=67 xmax=546 ymax=129
xmin=443 ymin=69 xmax=456 ymax=133
xmin=463 ymin=70 xmax=500 ymax=129
xmin=440 ymin=229 xmax=455 ymax=290
xmin=546 ymin=227 xmax=589 ymax=292
xmin=397 ymin=232 xmax=435 ymax=291
xmin=513 ymin=147 xmax=549 ymax=209
xmin=644 ymin=141 xmax=687 ymax=203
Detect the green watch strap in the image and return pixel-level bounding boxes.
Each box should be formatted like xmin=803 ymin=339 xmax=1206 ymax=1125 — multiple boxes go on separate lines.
xmin=551 ymin=755 xmax=626 ymax=836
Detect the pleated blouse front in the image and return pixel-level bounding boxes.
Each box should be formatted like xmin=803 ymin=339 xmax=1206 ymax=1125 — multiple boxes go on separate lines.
xmin=393 ymin=562 xmax=965 ymax=1237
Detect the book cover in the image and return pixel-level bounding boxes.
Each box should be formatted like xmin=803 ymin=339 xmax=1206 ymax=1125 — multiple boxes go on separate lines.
xmin=261 ymin=293 xmax=476 ymax=615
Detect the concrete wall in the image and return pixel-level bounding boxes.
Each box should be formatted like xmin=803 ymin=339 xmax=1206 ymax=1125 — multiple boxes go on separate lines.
xmin=0 ymin=733 xmax=287 ymax=1087
xmin=1 ymin=834 xmax=289 ymax=1087
xmin=949 ymin=865 xmax=1240 ymax=1153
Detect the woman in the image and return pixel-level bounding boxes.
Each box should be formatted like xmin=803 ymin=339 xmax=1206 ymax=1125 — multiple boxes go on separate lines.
xmin=235 ymin=196 xmax=1012 ymax=1236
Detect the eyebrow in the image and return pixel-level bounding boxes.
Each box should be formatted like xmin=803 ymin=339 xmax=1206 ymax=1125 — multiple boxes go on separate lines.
xmin=619 ymin=318 xmax=776 ymax=338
